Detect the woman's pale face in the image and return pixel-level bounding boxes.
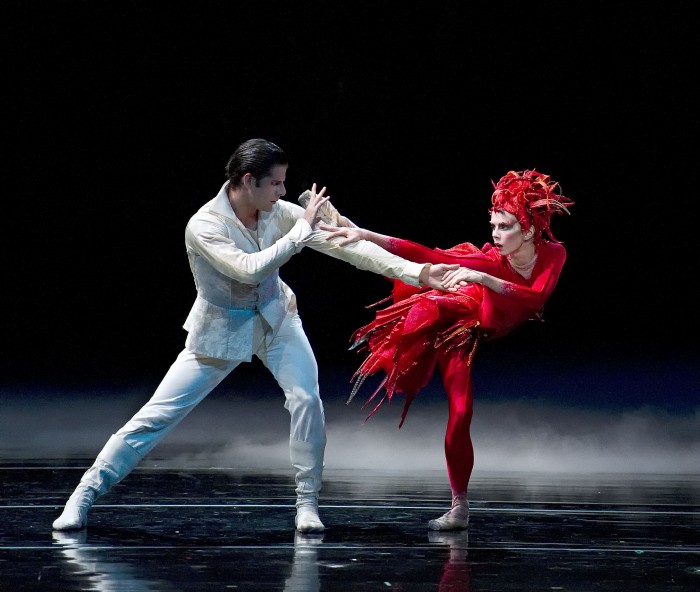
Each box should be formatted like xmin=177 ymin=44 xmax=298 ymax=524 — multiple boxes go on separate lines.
xmin=490 ymin=210 xmax=531 ymax=256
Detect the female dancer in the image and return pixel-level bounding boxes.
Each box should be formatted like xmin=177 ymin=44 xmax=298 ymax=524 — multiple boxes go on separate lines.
xmin=321 ymin=169 xmax=574 ymax=530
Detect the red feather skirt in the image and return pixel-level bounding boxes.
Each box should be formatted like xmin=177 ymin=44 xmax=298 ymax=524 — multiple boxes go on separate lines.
xmin=349 ymin=284 xmax=483 ymax=427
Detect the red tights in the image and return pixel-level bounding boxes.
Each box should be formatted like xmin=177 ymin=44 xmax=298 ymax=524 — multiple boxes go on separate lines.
xmin=438 ymin=348 xmax=475 ymax=497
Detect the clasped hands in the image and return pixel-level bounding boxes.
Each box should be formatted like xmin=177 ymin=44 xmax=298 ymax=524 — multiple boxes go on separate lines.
xmin=319 ymin=222 xmax=478 ymax=292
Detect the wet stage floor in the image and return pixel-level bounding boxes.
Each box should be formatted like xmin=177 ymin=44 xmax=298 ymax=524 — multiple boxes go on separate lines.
xmin=1 ymin=461 xmax=698 ymax=591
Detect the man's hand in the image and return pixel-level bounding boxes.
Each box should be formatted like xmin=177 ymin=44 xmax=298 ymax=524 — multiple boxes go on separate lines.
xmin=303 ymin=183 xmax=331 ymax=227
xmin=318 ymin=223 xmax=366 ymax=245
xmin=421 ymin=263 xmax=460 ymax=290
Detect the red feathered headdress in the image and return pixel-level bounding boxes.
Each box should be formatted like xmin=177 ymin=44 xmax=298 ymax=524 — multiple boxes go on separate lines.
xmin=490 ymin=169 xmax=574 ymax=244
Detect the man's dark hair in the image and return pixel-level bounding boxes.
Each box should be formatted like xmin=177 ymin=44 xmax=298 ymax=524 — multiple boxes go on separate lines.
xmin=225 ymin=139 xmax=289 ymax=187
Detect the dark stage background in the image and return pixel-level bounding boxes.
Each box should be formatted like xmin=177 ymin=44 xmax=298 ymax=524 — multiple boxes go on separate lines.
xmin=2 ymin=2 xmax=697 ymax=470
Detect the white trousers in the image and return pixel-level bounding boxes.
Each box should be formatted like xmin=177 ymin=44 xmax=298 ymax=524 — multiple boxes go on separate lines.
xmin=113 ymin=312 xmax=326 ymax=466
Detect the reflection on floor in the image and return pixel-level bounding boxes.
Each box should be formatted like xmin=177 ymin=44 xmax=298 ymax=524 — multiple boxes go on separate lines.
xmin=1 ymin=462 xmax=699 ymax=591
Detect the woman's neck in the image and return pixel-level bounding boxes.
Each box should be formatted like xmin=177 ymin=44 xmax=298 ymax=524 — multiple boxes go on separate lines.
xmin=507 ymin=243 xmax=538 ymax=278
xmin=508 ymin=243 xmax=536 ymax=267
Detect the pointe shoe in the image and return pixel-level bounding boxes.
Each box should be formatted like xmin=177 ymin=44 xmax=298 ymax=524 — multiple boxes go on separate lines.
xmin=428 ymin=499 xmax=469 ymax=531
xmin=297 ymin=190 xmax=357 ymax=228
xmin=52 ymin=486 xmax=96 ymax=531
xmin=295 ymin=504 xmax=325 ymax=533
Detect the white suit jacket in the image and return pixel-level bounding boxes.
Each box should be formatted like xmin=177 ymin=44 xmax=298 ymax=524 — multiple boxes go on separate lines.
xmin=183 ymin=182 xmax=426 ymax=360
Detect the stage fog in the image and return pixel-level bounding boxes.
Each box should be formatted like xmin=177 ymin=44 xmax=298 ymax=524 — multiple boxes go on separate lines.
xmin=3 ymin=359 xmax=697 ymax=476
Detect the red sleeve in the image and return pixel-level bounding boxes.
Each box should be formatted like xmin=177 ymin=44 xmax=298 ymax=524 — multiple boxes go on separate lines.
xmin=384 ymin=237 xmax=500 ymax=303
xmin=386 ymin=237 xmax=501 ymax=274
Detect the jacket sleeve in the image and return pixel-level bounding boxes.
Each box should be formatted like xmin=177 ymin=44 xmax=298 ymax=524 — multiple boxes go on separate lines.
xmin=185 ymin=214 xmax=313 ymax=285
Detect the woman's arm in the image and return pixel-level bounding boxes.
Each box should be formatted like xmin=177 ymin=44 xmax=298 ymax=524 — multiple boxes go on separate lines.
xmin=318 ymin=223 xmax=500 ymax=274
xmin=442 ymin=243 xmax=566 ymax=300
xmin=318 ymin=224 xmax=394 ymax=250
xmin=441 ymin=267 xmax=511 ymax=294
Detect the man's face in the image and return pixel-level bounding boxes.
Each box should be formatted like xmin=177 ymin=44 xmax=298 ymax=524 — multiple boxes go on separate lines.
xmin=490 ymin=210 xmax=529 ymax=256
xmin=249 ymin=164 xmax=287 ymax=212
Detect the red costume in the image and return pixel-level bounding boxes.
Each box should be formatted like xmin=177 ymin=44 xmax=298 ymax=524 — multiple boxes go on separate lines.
xmin=348 ymin=170 xmax=573 ymax=498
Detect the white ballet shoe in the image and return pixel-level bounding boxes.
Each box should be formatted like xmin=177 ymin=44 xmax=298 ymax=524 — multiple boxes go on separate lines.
xmin=428 ymin=497 xmax=469 ymax=531
xmin=295 ymin=503 xmax=325 ymax=533
xmin=52 ymin=486 xmax=96 ymax=531
xmin=428 ymin=508 xmax=469 ymax=531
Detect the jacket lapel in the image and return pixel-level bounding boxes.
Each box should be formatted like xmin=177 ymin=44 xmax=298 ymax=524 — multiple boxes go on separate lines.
xmin=208 ymin=182 xmax=260 ymax=250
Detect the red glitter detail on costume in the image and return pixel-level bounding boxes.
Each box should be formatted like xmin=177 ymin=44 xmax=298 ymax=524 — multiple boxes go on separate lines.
xmin=501 ymin=282 xmax=518 ymax=296
xmin=490 ymin=170 xmax=574 ymax=244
